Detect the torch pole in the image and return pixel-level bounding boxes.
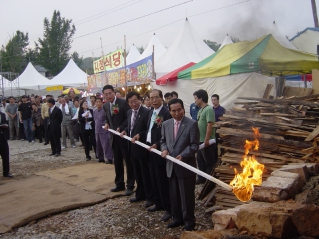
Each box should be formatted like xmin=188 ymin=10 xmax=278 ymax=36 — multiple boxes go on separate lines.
xmin=108 ymin=128 xmax=232 ymax=191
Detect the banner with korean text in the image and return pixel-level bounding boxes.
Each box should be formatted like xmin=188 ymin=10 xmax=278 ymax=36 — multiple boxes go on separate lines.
xmin=88 ymin=55 xmax=153 ymax=91
xmin=93 ymin=49 xmax=124 ymax=74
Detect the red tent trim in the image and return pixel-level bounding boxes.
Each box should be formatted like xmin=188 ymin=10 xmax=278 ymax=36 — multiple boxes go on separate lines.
xmin=156 ymin=62 xmax=196 ymax=85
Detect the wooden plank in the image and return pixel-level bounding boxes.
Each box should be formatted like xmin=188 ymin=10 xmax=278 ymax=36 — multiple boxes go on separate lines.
xmin=262 ymin=84 xmax=273 ymax=99
xmin=305 ymin=126 xmax=319 ymax=141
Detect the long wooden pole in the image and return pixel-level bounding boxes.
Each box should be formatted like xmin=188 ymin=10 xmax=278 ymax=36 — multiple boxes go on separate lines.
xmin=124 ymin=35 xmax=127 ymax=97
xmin=108 ymin=129 xmax=232 ymax=191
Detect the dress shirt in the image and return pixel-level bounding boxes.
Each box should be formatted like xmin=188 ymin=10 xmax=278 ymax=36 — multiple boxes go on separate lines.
xmin=146 ymin=104 xmax=163 ymax=143
xmin=109 ymin=96 xmax=117 ymax=115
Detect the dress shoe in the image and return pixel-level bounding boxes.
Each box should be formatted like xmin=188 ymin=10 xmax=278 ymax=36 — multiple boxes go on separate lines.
xmin=161 ymin=211 xmax=171 ymax=222
xmin=98 ymin=159 xmax=105 ymax=163
xmin=110 ymin=186 xmax=125 ymax=192
xmin=147 ymin=205 xmax=163 ymax=212
xmin=144 ymin=201 xmax=154 ymax=208
xmin=125 ymin=189 xmax=133 ymax=196
xmin=44 ymin=142 xmax=49 ymax=145
xmin=182 ymin=225 xmax=195 ymax=231
xmin=3 ymin=173 xmax=13 ymax=178
xmin=105 ymin=160 xmax=113 ymax=164
xmin=39 ymin=140 xmax=42 ymax=143
xmin=54 ymin=154 xmax=61 ymax=157
xmin=86 ymin=157 xmax=91 ymax=161
xmin=167 ymin=221 xmax=184 ymax=229
xmin=129 ymin=197 xmax=144 ymax=203
xmin=49 ymin=153 xmax=56 ymax=156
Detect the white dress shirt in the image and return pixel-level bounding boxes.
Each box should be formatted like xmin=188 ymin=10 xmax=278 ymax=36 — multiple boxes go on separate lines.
xmin=146 ymin=104 xmax=163 ymax=143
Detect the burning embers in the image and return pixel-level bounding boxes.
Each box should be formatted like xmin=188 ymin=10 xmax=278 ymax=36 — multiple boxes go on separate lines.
xmin=230 ymin=127 xmax=265 ymax=202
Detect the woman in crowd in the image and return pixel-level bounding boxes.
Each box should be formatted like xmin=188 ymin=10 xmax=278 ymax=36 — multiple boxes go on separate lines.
xmin=78 ymin=101 xmax=96 ymax=161
xmin=142 ymin=94 xmax=152 ymax=109
xmin=17 ymin=100 xmax=26 ymax=140
xmin=31 ymin=103 xmax=43 ymax=143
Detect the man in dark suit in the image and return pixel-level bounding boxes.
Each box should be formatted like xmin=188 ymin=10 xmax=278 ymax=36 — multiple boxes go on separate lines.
xmin=132 ymin=89 xmax=172 ymax=222
xmin=103 ymin=84 xmax=134 ymax=196
xmin=0 ymin=112 xmax=13 ymax=177
xmin=161 ymin=98 xmax=200 ymax=231
xmin=47 ymin=98 xmax=63 ymax=157
xmin=120 ymin=91 xmax=153 ymax=208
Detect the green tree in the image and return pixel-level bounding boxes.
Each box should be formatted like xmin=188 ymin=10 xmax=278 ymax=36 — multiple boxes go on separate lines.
xmin=231 ymin=37 xmax=240 ymax=43
xmin=1 ymin=31 xmax=29 ymax=73
xmin=71 ymin=51 xmax=83 ymax=67
xmin=25 ymin=48 xmax=39 ymax=65
xmin=203 ymin=40 xmax=220 ymax=52
xmin=137 ymin=45 xmax=144 ymax=54
xmin=36 ymin=10 xmax=76 ymax=76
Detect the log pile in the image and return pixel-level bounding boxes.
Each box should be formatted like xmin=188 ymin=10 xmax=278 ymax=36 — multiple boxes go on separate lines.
xmin=200 ymin=94 xmax=319 ymax=210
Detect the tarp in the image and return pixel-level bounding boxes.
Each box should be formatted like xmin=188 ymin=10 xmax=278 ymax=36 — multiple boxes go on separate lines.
xmin=156 ymin=62 xmax=195 ymax=85
xmin=218 ymin=34 xmax=233 ymax=50
xmin=139 ymin=33 xmax=166 ymax=61
xmin=155 ymin=18 xmax=214 ymax=78
xmin=13 ymin=62 xmax=50 ymax=90
xmin=267 ymin=21 xmax=297 ymax=50
xmin=50 ymin=59 xmax=88 ymax=86
xmin=151 ymin=72 xmax=275 ymax=113
xmin=126 ymin=44 xmax=141 ymax=65
xmin=285 ymin=74 xmax=312 ymax=82
xmin=179 ymin=34 xmax=319 ymax=79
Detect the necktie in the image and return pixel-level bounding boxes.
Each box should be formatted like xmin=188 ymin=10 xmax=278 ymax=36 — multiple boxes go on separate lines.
xmin=174 ymin=121 xmax=180 ymax=140
xmin=148 ymin=111 xmax=157 ymax=131
xmin=131 ymin=110 xmax=138 ymax=130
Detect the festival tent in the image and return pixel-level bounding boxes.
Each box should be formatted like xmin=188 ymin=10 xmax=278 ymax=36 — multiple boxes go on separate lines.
xmin=179 ymin=34 xmax=319 ymax=79
xmin=151 ymin=72 xmax=275 ymax=113
xmin=155 ymin=62 xmax=195 ymax=85
xmin=50 ymin=59 xmax=88 ymax=86
xmin=13 ymin=62 xmax=50 ymax=90
xmin=139 ymin=33 xmax=166 ymax=61
xmin=126 ymin=44 xmax=141 ymax=65
xmin=218 ymin=34 xmax=233 ymax=50
xmin=155 ymin=18 xmax=214 ymax=78
xmin=267 ymin=21 xmax=297 ymax=50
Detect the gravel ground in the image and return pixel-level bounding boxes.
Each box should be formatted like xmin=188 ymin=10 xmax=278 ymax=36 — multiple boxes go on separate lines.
xmin=0 ymin=140 xmax=214 ymax=239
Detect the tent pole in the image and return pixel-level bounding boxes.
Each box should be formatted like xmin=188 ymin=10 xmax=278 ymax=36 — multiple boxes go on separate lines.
xmin=152 ymin=45 xmax=155 ymax=80
xmin=304 ymin=74 xmax=307 ymax=88
xmin=124 ymin=35 xmax=127 ymax=96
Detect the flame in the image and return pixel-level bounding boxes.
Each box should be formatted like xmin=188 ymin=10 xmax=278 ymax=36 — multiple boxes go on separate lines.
xmin=230 ymin=127 xmax=265 ymax=202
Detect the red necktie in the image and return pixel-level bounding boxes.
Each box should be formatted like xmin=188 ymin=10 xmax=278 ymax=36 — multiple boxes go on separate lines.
xmin=174 ymin=121 xmax=180 ymax=140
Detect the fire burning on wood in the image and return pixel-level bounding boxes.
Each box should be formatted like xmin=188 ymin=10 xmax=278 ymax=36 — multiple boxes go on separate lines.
xmin=230 ymin=127 xmax=265 ymax=202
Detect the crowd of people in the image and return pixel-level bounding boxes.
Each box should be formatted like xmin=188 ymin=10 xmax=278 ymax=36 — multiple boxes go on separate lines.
xmin=0 ymin=86 xmax=226 ymax=231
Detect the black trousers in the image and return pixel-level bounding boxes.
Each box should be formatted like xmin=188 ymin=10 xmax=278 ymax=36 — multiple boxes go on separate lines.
xmin=196 ymin=143 xmax=216 ymax=182
xmin=169 ymin=172 xmax=196 ymax=227
xmin=50 ymin=129 xmax=61 ymax=154
xmin=147 ymin=151 xmax=171 ymax=212
xmin=43 ymin=117 xmax=50 ymax=143
xmin=112 ymin=135 xmax=135 ymax=190
xmin=83 ymin=129 xmax=96 ymax=158
xmin=19 ymin=122 xmax=25 ymax=139
xmin=35 ymin=125 xmax=43 ymax=142
xmin=0 ymin=133 xmax=10 ymax=175
xmin=131 ymin=150 xmax=152 ymax=201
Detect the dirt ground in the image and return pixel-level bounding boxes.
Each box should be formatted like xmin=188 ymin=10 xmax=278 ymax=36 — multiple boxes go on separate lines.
xmin=0 ymin=140 xmax=214 ymax=239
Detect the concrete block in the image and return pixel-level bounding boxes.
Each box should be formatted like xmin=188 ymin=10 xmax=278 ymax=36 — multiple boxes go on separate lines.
xmin=279 ymin=165 xmax=310 ymax=183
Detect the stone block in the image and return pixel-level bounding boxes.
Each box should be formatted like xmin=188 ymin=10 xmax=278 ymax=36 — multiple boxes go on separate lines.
xmin=292 ymin=204 xmax=319 ymax=237
xmin=252 ymin=174 xmax=304 ymax=202
xmin=236 ymin=203 xmax=299 ymax=238
xmin=279 ymin=165 xmax=310 ymax=183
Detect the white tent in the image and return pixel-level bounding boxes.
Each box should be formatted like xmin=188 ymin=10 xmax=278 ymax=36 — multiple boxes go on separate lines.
xmin=155 ymin=18 xmax=214 ymax=78
xmin=139 ymin=33 xmax=166 ymax=61
xmin=218 ymin=34 xmax=233 ymax=50
xmin=267 ymin=21 xmax=297 ymax=50
xmin=126 ymin=44 xmax=141 ymax=65
xmin=50 ymin=59 xmax=88 ymax=86
xmin=14 ymin=62 xmax=50 ymax=90
xmin=151 ymin=72 xmax=275 ymax=115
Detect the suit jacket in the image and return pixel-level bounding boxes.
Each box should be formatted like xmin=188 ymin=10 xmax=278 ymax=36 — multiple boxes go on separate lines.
xmin=78 ymin=109 xmax=95 ymax=134
xmin=103 ymin=97 xmax=130 ymax=132
xmin=0 ymin=112 xmax=8 ymax=134
xmin=140 ymin=105 xmax=172 ymax=149
xmin=161 ymin=117 xmax=199 ymax=178
xmin=125 ymin=106 xmax=150 ymax=159
xmin=48 ymin=106 xmax=63 ymax=133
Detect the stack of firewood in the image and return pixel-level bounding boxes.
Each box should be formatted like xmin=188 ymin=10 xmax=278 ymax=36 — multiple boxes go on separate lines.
xmin=200 ymin=94 xmax=319 ymax=210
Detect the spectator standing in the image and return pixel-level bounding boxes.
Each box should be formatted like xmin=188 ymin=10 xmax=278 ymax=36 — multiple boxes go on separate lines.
xmin=142 ymin=94 xmax=152 ymax=110
xmin=31 ymin=103 xmax=44 ymax=143
xmin=64 ymin=95 xmax=74 ymax=109
xmin=189 ymin=102 xmax=200 ymax=121
xmin=18 ymin=95 xmax=33 ymax=143
xmin=60 ymin=98 xmax=76 ymax=149
xmin=93 ymin=97 xmax=113 ymax=163
xmin=6 ymin=97 xmax=19 ymax=140
xmin=72 ymin=99 xmax=81 ymax=143
xmin=0 ymin=98 xmax=9 ymax=140
xmin=89 ymin=95 xmax=97 ymax=110
xmin=211 ymin=94 xmax=226 ymax=122
xmin=193 ymin=89 xmax=216 ymax=184
xmin=0 ymin=111 xmax=13 ymax=177
xmin=41 ymin=95 xmax=51 ymax=145
xmin=171 ymin=91 xmax=178 ymax=99
xmin=17 ymin=100 xmax=26 ymax=140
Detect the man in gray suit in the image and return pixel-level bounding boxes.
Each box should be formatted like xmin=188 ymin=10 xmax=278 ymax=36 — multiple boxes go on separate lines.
xmin=160 ymin=98 xmax=200 ymax=231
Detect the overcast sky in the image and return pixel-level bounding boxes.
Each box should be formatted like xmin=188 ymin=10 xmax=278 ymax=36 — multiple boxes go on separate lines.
xmin=0 ymin=0 xmax=316 ymax=58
